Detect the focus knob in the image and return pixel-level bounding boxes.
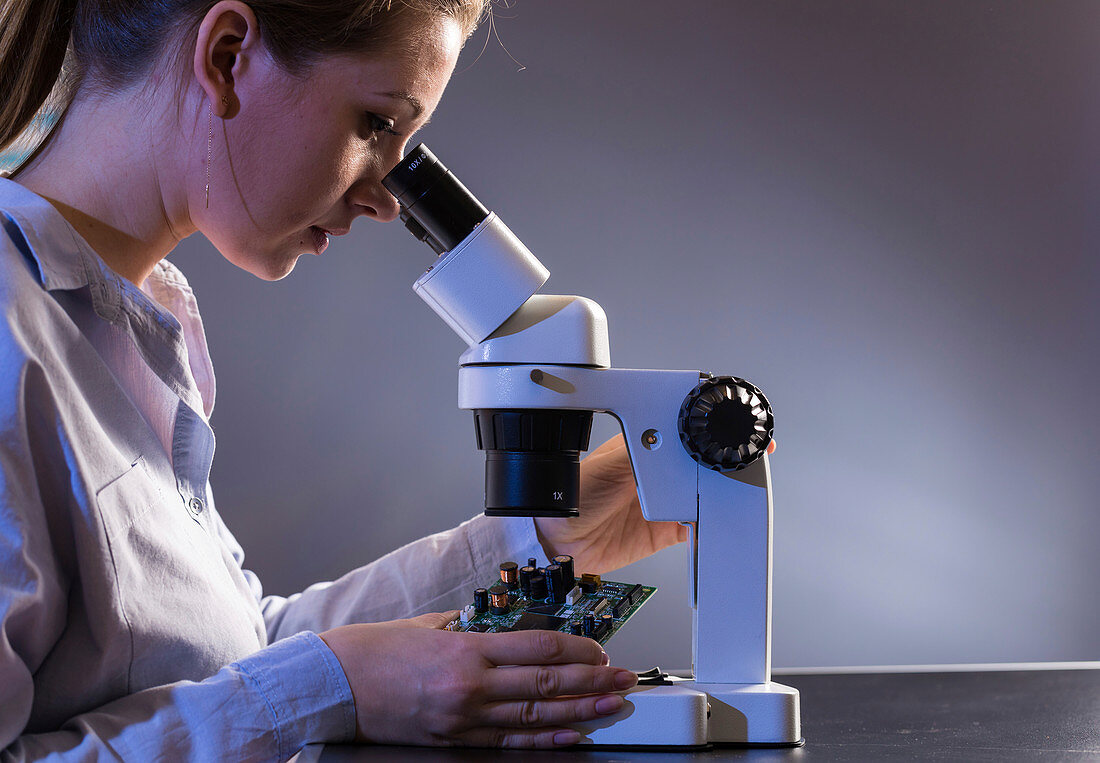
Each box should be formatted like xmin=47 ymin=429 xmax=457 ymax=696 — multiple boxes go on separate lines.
xmin=677 ymin=376 xmax=774 ymax=471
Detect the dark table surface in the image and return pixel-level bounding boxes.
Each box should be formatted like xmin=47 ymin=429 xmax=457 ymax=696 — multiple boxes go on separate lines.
xmin=302 ymin=664 xmax=1100 ymax=761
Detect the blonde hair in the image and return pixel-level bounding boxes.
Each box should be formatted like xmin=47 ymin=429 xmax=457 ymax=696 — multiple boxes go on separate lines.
xmin=0 ymin=0 xmax=490 ymax=164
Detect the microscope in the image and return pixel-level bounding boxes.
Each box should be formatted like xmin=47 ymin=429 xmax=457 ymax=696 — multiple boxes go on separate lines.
xmin=383 ymin=145 xmax=802 ymax=747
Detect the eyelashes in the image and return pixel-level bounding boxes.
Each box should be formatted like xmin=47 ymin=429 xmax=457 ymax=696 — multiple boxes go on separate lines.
xmin=365 ymin=112 xmax=400 ymax=137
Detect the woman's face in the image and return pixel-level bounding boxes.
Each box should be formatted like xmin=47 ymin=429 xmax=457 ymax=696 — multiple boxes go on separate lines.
xmin=198 ymin=16 xmax=463 ymax=280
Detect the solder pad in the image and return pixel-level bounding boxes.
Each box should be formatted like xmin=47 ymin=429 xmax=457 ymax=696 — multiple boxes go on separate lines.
xmin=451 ymin=575 xmax=656 ymax=646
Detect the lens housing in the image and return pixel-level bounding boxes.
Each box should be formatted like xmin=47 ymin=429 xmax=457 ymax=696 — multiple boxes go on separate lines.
xmin=382 ymin=144 xmax=489 ymax=253
xmin=474 ymin=409 xmax=594 ymax=517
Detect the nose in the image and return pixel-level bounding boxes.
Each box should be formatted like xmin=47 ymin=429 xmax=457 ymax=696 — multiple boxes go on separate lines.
xmin=348 ymin=166 xmax=402 ymax=223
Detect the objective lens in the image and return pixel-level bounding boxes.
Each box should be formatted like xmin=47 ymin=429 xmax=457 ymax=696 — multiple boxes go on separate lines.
xmin=382 ymin=143 xmax=489 ymax=253
xmin=474 ymin=409 xmax=594 ymax=518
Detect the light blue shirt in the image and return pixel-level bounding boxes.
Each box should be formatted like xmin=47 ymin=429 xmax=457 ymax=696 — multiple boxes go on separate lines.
xmin=0 ymin=178 xmax=542 ymax=760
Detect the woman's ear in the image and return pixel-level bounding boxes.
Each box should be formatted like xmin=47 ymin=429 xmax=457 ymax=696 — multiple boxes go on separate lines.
xmin=192 ymin=0 xmax=261 ymax=118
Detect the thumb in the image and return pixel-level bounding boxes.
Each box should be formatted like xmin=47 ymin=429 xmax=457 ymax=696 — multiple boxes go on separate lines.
xmin=403 ymin=610 xmax=459 ymax=629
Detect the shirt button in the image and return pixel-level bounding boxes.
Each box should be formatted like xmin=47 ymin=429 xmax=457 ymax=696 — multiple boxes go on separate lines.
xmin=188 ymin=497 xmax=205 ymax=516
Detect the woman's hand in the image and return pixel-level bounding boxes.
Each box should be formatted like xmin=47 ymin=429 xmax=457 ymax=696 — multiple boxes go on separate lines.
xmin=319 ymin=613 xmax=637 ymax=748
xmin=535 ymin=434 xmax=776 ymax=575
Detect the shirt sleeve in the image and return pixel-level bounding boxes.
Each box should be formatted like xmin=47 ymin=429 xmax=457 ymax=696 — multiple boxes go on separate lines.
xmin=225 ymin=511 xmax=547 ymax=640
xmin=1 ymin=632 xmax=355 ymax=762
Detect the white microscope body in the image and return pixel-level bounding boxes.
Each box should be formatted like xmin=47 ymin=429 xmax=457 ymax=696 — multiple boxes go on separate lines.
xmin=385 ymin=147 xmax=801 ymax=747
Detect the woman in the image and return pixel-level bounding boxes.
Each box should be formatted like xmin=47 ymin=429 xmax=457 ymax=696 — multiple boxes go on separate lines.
xmin=0 ymin=0 xmax=696 ymax=757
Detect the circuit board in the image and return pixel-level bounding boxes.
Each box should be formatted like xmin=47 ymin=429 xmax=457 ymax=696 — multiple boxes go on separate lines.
xmin=446 ymin=556 xmax=655 ymax=646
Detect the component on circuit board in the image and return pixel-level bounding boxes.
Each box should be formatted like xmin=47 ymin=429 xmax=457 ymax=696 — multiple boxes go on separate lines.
xmin=519 ymin=565 xmax=536 ymax=595
xmin=489 ymin=584 xmax=510 ymax=615
xmin=529 ymin=573 xmax=549 ymax=601
xmin=551 ymin=554 xmax=575 ymax=586
xmin=499 ymin=561 xmax=519 ymax=589
xmin=473 ymin=587 xmax=489 ymax=613
xmin=580 ymin=573 xmax=601 ymax=593
xmin=546 ymin=563 xmax=568 ymax=604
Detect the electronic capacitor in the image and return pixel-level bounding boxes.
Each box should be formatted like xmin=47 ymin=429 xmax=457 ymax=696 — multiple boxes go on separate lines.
xmin=582 ymin=613 xmax=596 ymax=638
xmin=546 ymin=563 xmax=567 ymax=604
xmin=519 ymin=565 xmax=536 ymax=595
xmin=529 ymin=574 xmax=549 ymax=601
xmin=473 ymin=587 xmax=489 ymax=613
xmin=552 ymin=554 xmax=575 ymax=587
xmin=499 ymin=561 xmax=519 ymax=589
xmin=488 ymin=584 xmax=510 ymax=615
xmin=527 ymin=557 xmax=538 ymax=569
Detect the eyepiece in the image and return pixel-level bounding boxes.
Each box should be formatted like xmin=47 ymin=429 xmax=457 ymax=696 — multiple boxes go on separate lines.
xmin=382 ymin=143 xmax=489 ymax=253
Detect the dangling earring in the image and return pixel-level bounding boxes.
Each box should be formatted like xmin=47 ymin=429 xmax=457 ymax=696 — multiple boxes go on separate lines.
xmin=206 ymin=96 xmax=230 ymax=209
xmin=205 ymin=107 xmax=213 ymax=209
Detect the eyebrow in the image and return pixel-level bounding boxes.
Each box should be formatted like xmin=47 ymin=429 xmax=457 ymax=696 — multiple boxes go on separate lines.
xmin=380 ymin=91 xmax=425 ymax=120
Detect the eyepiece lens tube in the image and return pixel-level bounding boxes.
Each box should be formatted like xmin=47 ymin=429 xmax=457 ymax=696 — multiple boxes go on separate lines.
xmin=474 ymin=409 xmax=594 ymax=518
xmin=382 ymin=143 xmax=489 ymax=253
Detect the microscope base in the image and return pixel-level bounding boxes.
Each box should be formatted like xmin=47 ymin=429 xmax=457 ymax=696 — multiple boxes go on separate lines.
xmin=689 ymin=679 xmax=802 ymax=745
xmin=572 ymin=680 xmax=801 ymax=747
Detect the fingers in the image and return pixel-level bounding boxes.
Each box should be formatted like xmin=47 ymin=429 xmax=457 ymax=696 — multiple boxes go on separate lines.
xmin=767 ymin=439 xmax=777 ymax=455
xmin=458 ymin=726 xmax=583 ymax=748
xmin=401 ymin=611 xmax=458 ymax=629
xmin=481 ymin=693 xmax=625 ymax=728
xmin=483 ymin=662 xmax=637 ymax=700
xmin=476 ymin=629 xmax=605 ymax=668
xmin=591 ymin=432 xmax=625 ymax=455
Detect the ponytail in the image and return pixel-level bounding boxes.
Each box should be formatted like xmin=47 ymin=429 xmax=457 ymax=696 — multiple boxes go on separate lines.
xmin=0 ymin=0 xmax=76 ymax=152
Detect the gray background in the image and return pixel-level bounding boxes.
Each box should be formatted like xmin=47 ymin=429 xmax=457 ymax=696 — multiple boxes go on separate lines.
xmin=175 ymin=1 xmax=1098 ymax=669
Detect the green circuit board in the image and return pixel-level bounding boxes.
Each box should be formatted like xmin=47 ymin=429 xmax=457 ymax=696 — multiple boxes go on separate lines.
xmin=446 ymin=567 xmax=656 ymax=646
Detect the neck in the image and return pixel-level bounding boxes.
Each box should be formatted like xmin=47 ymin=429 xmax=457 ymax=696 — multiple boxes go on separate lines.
xmin=13 ymin=86 xmax=199 ymax=286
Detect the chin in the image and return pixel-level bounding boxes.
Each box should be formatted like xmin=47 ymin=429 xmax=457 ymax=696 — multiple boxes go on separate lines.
xmin=227 ymin=248 xmax=303 ymax=282
xmin=256 ymin=257 xmax=300 ymax=281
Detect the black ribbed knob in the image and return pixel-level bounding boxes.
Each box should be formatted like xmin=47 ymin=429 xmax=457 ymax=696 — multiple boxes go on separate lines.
xmin=677 ymin=376 xmax=774 ymax=472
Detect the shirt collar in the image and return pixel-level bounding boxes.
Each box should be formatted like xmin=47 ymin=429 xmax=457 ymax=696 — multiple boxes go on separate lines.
xmin=0 ymin=177 xmax=185 ymax=327
xmin=0 ymin=176 xmax=100 ymax=292
xmin=0 ymin=177 xmax=214 ymax=417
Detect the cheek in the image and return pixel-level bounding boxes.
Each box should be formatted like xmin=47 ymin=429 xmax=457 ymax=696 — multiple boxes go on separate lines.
xmin=205 ymin=115 xmax=378 ymax=282
xmin=290 ymin=145 xmax=364 ymax=204
xmin=223 ymin=114 xmax=355 ymax=230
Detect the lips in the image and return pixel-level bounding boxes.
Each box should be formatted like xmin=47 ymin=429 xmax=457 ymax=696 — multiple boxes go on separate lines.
xmin=309 ymin=224 xmax=351 ymax=255
xmin=309 ymin=226 xmax=330 ymax=255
